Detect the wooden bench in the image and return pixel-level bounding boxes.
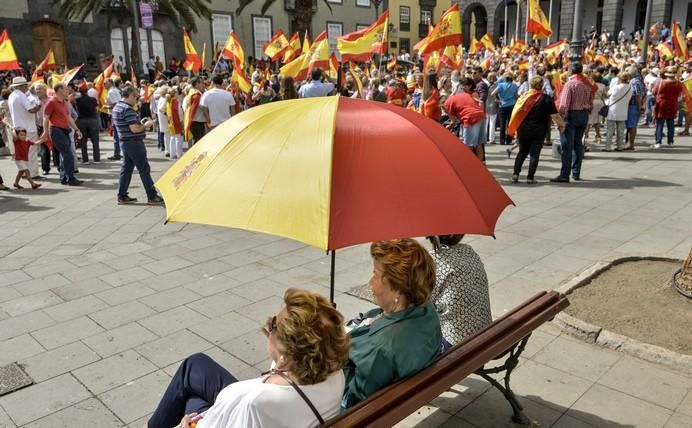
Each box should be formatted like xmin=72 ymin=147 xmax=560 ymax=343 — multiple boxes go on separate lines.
xmin=323 ymin=290 xmax=570 ymax=427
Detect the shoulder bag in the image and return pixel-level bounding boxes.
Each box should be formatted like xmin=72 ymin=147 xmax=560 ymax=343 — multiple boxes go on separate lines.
xmin=599 ymin=86 xmax=631 ymax=117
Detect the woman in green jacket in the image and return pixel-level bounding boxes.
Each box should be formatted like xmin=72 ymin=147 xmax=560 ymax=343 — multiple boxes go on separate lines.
xmin=342 ymin=238 xmax=442 ymax=409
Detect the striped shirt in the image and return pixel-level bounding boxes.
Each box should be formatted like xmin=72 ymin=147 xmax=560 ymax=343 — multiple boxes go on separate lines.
xmin=112 ymin=101 xmax=145 ymax=141
xmin=558 ymin=75 xmax=594 ymax=117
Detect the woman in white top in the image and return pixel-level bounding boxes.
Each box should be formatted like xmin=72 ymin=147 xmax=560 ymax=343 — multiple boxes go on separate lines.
xmin=144 ymin=288 xmax=350 ymax=428
xmin=604 ymin=72 xmax=632 ymax=151
xmin=585 ymin=73 xmax=606 ymax=145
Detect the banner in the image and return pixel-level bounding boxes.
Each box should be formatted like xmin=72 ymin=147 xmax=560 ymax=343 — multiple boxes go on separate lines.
xmin=140 ymin=3 xmax=154 ymax=29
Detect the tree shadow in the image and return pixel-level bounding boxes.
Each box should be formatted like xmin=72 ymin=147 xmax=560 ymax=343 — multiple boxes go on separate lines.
xmin=0 ymin=194 xmax=54 ymax=213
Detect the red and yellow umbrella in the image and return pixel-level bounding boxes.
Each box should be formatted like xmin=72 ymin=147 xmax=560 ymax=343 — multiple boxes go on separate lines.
xmin=156 ymin=97 xmax=512 ymax=300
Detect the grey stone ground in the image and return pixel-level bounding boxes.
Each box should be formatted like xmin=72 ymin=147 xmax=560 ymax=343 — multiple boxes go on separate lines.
xmin=0 ymin=126 xmax=691 ymax=428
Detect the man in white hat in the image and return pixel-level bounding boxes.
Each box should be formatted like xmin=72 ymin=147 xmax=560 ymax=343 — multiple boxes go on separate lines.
xmin=8 ymin=76 xmax=42 ymax=178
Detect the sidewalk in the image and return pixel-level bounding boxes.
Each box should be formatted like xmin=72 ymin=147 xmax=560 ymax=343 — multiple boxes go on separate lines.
xmin=0 ymin=127 xmax=691 ymax=427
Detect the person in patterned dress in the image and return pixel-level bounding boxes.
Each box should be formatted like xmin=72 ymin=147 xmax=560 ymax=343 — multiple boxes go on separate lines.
xmin=427 ymin=235 xmax=492 ymax=351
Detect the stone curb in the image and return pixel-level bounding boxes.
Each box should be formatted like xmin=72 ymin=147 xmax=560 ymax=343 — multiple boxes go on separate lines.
xmin=552 ymin=255 xmax=692 ymax=376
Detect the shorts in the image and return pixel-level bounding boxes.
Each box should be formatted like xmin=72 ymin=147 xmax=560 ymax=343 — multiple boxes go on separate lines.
xmin=625 ymin=104 xmax=640 ymax=129
xmin=15 ymin=160 xmax=28 ymax=170
xmin=462 ymin=119 xmax=487 ymax=147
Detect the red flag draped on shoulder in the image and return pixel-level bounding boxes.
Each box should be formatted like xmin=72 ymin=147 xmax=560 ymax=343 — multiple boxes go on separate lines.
xmin=308 ymin=31 xmax=330 ymax=73
xmin=182 ymin=30 xmax=202 ymax=72
xmin=418 ymin=4 xmax=462 ymax=55
xmin=527 ymin=0 xmax=552 ymax=39
xmin=36 ymin=48 xmax=56 ymax=74
xmin=222 ymin=32 xmax=245 ymax=68
xmin=0 ymin=29 xmax=20 ymax=70
xmin=507 ymin=89 xmax=543 ymax=137
xmin=672 ymin=21 xmax=688 ymax=61
xmin=264 ymin=30 xmax=290 ymax=61
xmin=337 ymin=10 xmax=388 ymax=62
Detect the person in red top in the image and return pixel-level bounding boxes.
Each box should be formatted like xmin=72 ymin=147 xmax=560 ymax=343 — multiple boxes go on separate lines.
xmin=444 ymin=78 xmax=487 ymax=162
xmin=40 ymin=83 xmax=83 ymax=186
xmin=12 ymin=127 xmax=44 ymax=189
xmin=385 ymin=80 xmax=407 ymax=106
xmin=652 ymin=66 xmax=683 ymax=148
xmin=421 ymin=74 xmax=441 ymax=122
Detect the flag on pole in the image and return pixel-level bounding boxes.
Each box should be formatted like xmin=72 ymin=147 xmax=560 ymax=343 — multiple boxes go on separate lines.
xmin=36 ymin=48 xmax=56 ymax=74
xmin=469 ymin=36 xmax=484 ymax=55
xmin=308 ymin=31 xmax=330 ymax=73
xmin=440 ymin=45 xmax=459 ymax=69
xmin=263 ymin=30 xmax=291 ymax=61
xmin=201 ymin=43 xmax=207 ymax=70
xmin=348 ymin=62 xmax=364 ymax=98
xmin=182 ymin=30 xmax=202 ymax=72
xmin=328 ymin=53 xmax=339 ymax=79
xmin=337 ymin=10 xmax=389 ymax=62
xmin=280 ymin=52 xmax=310 ymax=81
xmin=418 ymin=4 xmax=462 ymax=55
xmin=232 ymin=67 xmax=252 ymax=93
xmin=0 ymin=29 xmax=20 ymax=70
xmin=655 ymin=42 xmax=675 ymax=60
xmin=386 ymin=57 xmax=397 ymax=72
xmin=283 ymin=32 xmax=302 ymax=63
xmin=413 ymin=24 xmax=434 ymax=52
xmin=672 ymin=20 xmax=687 ymax=61
xmin=423 ymin=51 xmax=440 ymax=74
xmin=222 ymin=32 xmax=245 ymax=68
xmin=130 ymin=66 xmax=138 ymax=87
xmin=527 ymin=0 xmax=552 ymax=39
xmin=302 ymin=30 xmax=311 ymax=54
xmin=480 ymin=34 xmax=495 ymax=52
xmin=543 ymin=39 xmax=568 ymax=64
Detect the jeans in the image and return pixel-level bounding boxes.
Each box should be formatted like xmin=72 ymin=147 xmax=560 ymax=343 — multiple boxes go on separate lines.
xmin=117 ymin=139 xmax=158 ymax=199
xmin=76 ymin=117 xmax=100 ymax=162
xmin=498 ymin=105 xmax=514 ymax=145
xmin=655 ymin=118 xmax=675 ymax=145
xmin=560 ymin=110 xmax=589 ymax=179
xmin=157 ymin=131 xmax=165 ymax=151
xmin=148 ymin=353 xmax=237 ymax=428
xmin=513 ymin=134 xmax=543 ymax=179
xmin=49 ymin=127 xmax=77 ymax=183
xmin=605 ymin=119 xmax=625 ymax=150
xmin=645 ymin=95 xmax=655 ymax=125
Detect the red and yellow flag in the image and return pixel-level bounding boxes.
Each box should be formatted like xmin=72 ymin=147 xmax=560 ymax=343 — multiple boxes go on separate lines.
xmin=308 ymin=31 xmax=330 ymax=73
xmin=283 ymin=32 xmax=302 ymax=63
xmin=518 ymin=59 xmax=529 ymax=73
xmin=440 ymin=45 xmax=459 ymax=70
xmin=418 ymin=4 xmax=462 ymax=55
xmin=423 ymin=51 xmax=440 ymax=74
xmin=469 ymin=35 xmax=484 ymax=55
xmin=413 ymin=24 xmax=434 ymax=52
xmin=527 ymin=0 xmax=552 ymax=39
xmin=650 ymin=23 xmax=659 ymax=37
xmin=232 ymin=67 xmax=252 ymax=94
xmin=0 ymin=29 xmax=20 ymax=71
xmin=507 ymin=89 xmax=543 ymax=137
xmin=182 ymin=30 xmax=202 ymax=72
xmin=337 ymin=10 xmax=388 ymax=62
xmin=59 ymin=64 xmax=82 ymax=85
xmin=302 ymin=30 xmax=311 ymax=54
xmin=328 ymin=53 xmax=339 ymax=79
xmin=656 ymin=42 xmax=675 ymax=60
xmin=280 ymin=52 xmax=310 ymax=81
xmin=222 ymin=32 xmax=245 ymax=68
xmin=348 ymin=62 xmax=364 ymax=98
xmin=480 ymin=34 xmax=495 ymax=52
xmin=130 ymin=66 xmax=138 ymax=87
xmin=672 ymin=20 xmax=688 ymax=61
xmin=36 ymin=48 xmax=56 ymax=73
xmin=264 ymin=30 xmax=291 ymax=61
xmin=544 ymin=40 xmax=567 ymax=65
xmin=387 ymin=57 xmax=397 ymax=72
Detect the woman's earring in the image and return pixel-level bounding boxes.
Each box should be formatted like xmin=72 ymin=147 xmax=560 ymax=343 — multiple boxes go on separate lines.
xmin=394 ymin=297 xmax=399 ymax=304
xmin=279 ymin=355 xmax=285 ymax=362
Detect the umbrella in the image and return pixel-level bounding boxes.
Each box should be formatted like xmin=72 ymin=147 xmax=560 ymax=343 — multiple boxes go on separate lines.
xmin=156 ymin=97 xmax=513 ymax=303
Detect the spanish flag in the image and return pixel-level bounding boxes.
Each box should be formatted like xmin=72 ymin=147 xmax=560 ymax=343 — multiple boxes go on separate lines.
xmin=222 ymin=32 xmax=245 ymax=68
xmin=507 ymin=89 xmax=543 ymax=137
xmin=130 ymin=66 xmax=138 ymax=87
xmin=60 ymin=64 xmax=83 ymax=85
xmin=94 ymin=62 xmax=115 ymax=109
xmin=183 ymin=88 xmax=201 ymax=141
xmin=329 ymin=53 xmax=339 ymax=80
xmin=283 ymin=32 xmax=302 ymax=63
xmin=182 ymin=30 xmax=202 ymax=72
xmin=308 ymin=31 xmax=330 ymax=73
xmin=418 ymin=4 xmax=462 ymax=55
xmin=264 ymin=30 xmax=291 ymax=61
xmin=0 ymin=29 xmax=20 ymax=71
xmin=672 ymin=21 xmax=687 ymax=61
xmin=469 ymin=36 xmax=484 ymax=55
xmin=440 ymin=45 xmax=459 ymax=69
xmin=510 ymin=37 xmax=526 ymax=53
xmin=656 ymin=42 xmax=675 ymax=60
xmin=280 ymin=52 xmax=310 ymax=81
xmin=36 ymin=48 xmax=56 ymax=73
xmin=650 ymin=23 xmax=659 ymax=37
xmin=517 ymin=59 xmax=529 ymax=73
xmin=232 ymin=67 xmax=252 ymax=94
xmin=349 ymin=62 xmax=364 ymax=98
xmin=480 ymin=34 xmax=495 ymax=52
xmin=386 ymin=57 xmax=397 ymax=72
xmin=413 ymin=24 xmax=434 ymax=52
xmin=337 ymin=10 xmax=388 ymax=62
xmin=423 ymin=51 xmax=440 ymax=74
xmin=543 ymin=40 xmax=567 ymax=65
xmin=302 ymin=30 xmax=311 ymax=54
xmin=527 ymin=0 xmax=552 ymax=39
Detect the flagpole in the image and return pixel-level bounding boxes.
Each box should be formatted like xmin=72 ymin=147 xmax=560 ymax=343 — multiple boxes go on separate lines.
xmin=525 ymin=0 xmax=530 ymax=44
xmin=548 ymin=0 xmax=553 ymax=43
xmin=504 ymin=2 xmax=509 ymax=46
xmin=640 ymin=0 xmax=653 ymax=65
xmin=515 ymin=0 xmax=521 ymax=41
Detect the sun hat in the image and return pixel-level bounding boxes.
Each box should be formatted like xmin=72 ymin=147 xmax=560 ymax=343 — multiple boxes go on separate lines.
xmin=10 ymin=76 xmax=29 ymax=87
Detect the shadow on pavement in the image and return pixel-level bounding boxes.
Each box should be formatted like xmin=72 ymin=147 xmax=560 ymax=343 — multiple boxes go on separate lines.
xmin=0 ymin=194 xmax=55 ymax=213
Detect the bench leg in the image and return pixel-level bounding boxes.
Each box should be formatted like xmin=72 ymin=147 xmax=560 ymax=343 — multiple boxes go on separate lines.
xmin=474 ymin=335 xmax=531 ymax=425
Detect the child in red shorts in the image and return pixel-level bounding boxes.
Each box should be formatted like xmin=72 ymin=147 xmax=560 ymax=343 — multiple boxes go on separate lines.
xmin=12 ymin=127 xmax=44 ymax=189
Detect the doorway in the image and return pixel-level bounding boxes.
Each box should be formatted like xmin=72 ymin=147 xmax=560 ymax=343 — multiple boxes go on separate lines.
xmin=32 ymin=22 xmax=67 ymax=66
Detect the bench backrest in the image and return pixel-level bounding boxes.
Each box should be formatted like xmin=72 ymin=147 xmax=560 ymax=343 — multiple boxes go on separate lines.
xmin=323 ymin=291 xmax=569 ymax=427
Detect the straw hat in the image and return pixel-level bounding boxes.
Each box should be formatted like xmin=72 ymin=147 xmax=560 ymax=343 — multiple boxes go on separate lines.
xmin=10 ymin=76 xmax=29 ymax=87
xmin=664 ymin=66 xmax=678 ymax=78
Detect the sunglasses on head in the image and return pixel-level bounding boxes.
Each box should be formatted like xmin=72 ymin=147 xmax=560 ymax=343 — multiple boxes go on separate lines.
xmin=266 ymin=315 xmax=277 ymax=334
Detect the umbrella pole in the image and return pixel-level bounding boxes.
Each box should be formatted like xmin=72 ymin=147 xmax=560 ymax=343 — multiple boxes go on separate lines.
xmin=330 ymin=250 xmax=336 ymax=306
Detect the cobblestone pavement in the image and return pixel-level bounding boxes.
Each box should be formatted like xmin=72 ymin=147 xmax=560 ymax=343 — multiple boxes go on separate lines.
xmin=1 ymin=127 xmax=691 ymax=428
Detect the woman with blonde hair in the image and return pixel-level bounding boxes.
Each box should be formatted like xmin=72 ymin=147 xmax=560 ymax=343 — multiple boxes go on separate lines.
xmin=145 ymin=288 xmax=350 ymax=428
xmin=165 ymin=86 xmax=184 ymax=159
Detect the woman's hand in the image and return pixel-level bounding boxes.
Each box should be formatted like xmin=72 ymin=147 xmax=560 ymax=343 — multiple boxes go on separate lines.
xmin=179 ymin=412 xmax=198 ymax=428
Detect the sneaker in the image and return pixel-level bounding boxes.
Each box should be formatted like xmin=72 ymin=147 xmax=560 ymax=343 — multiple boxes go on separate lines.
xmin=654 ymin=143 xmax=662 ymax=149
xmin=527 ymin=178 xmax=537 ymax=184
xmin=67 ymin=179 xmax=83 ymax=186
xmin=107 ymin=155 xmax=121 ymax=161
xmin=573 ymin=176 xmax=581 ymax=181
xmin=164 ymin=153 xmax=170 ymax=158
xmin=82 ymin=161 xmax=90 ymax=165
xmin=550 ymin=176 xmax=570 ymax=183
xmin=117 ymin=195 xmax=138 ymax=204
xmin=511 ymin=174 xmax=519 ymax=183
xmin=147 ymin=196 xmax=165 ymax=205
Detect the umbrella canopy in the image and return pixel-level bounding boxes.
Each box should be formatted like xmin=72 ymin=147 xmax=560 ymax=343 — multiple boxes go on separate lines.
xmin=156 ymin=97 xmax=512 ymax=251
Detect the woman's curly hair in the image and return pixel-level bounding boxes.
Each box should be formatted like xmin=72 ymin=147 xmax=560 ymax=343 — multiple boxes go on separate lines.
xmin=276 ymin=288 xmax=350 ymax=385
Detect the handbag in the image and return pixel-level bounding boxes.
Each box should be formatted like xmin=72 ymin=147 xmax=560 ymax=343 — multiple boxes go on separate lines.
xmin=599 ymin=86 xmax=631 ymax=117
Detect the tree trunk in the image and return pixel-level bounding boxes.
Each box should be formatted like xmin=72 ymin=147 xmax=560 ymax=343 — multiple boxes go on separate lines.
xmin=679 ymin=247 xmax=692 ymax=292
xmin=293 ymin=0 xmax=314 ymax=38
xmin=129 ymin=0 xmax=142 ymax=76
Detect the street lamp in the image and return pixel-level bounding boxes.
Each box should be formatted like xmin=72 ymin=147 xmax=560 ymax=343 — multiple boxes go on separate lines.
xmin=568 ymin=0 xmax=585 ymax=63
xmin=372 ymin=0 xmax=384 ymax=20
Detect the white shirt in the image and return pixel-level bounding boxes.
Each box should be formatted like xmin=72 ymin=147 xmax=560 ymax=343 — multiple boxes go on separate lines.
xmin=299 ymin=81 xmax=335 ymax=98
xmin=200 ymin=87 xmax=236 ymax=127
xmin=644 ymin=74 xmax=660 ymax=96
xmin=8 ymin=89 xmax=38 ymax=134
xmin=87 ymin=88 xmax=98 ymax=99
xmin=107 ymin=87 xmax=121 ymax=108
xmin=156 ymin=97 xmax=168 ymax=130
xmin=197 ymin=371 xmax=344 ymax=428
xmin=607 ymin=82 xmax=632 ymax=121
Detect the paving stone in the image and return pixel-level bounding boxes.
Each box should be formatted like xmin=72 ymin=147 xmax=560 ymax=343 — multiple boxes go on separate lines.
xmin=140 ymin=256 xmax=196 ymax=275
xmin=50 ymin=278 xmax=113 ymax=301
xmin=141 ymin=269 xmax=201 ymax=291
xmin=428 ymin=374 xmax=491 ymax=415
xmin=99 ymin=266 xmax=155 ymax=287
xmin=136 ymin=329 xmax=213 ymax=368
xmin=0 ymin=311 xmax=55 ymax=341
xmin=677 ymin=389 xmax=692 ymax=417
xmin=20 ymin=398 xmax=123 ymax=428
xmin=98 ymin=370 xmax=171 ymax=424
xmin=0 ymin=374 xmax=91 ymax=426
xmin=61 ymin=262 xmax=116 ymax=283
xmin=0 ymin=334 xmax=45 ymax=366
xmin=22 ymin=259 xmax=78 ymax=279
xmin=224 ymin=262 xmax=280 ymax=284
xmin=666 ymin=412 xmax=692 ymax=428
xmin=0 ymin=270 xmax=31 ymax=288
xmin=0 ymin=286 xmax=21 ymax=304
xmin=230 ymin=277 xmax=288 ymax=302
xmin=0 ymin=291 xmax=63 ymax=317
xmin=234 ymin=296 xmax=285 ymax=323
xmin=73 ymin=350 xmax=158 ymax=394
xmin=0 ymin=405 xmax=15 ymax=428
xmin=568 ymin=384 xmax=672 ymax=428
xmin=30 ymin=316 xmax=104 ymax=349
xmin=42 ymin=295 xmax=109 ymax=322
xmin=20 ymin=341 xmax=100 ymax=383
xmin=532 ymin=336 xmax=621 ymax=382
xmin=219 ymin=329 xmax=271 ymax=366
xmin=94 ymin=282 xmax=156 ymax=306
xmin=393 ymin=405 xmax=454 ymax=428
xmin=83 ymin=322 xmax=159 ymax=357
xmin=13 ymin=274 xmax=69 ymax=296
xmin=139 ymin=287 xmax=201 ymax=312
xmin=106 ymin=253 xmax=157 ymax=270
xmin=183 ymin=275 xmax=241 ymax=296
xmin=188 ymin=311 xmax=260 ymax=345
xmin=138 ymin=306 xmax=208 ymax=336
xmin=182 ymin=259 xmax=235 ymax=277
xmin=89 ymin=301 xmax=157 ymax=330
xmin=185 ymin=291 xmax=252 ymax=318
xmin=597 ymin=355 xmax=691 ymax=411
xmin=549 ymin=414 xmax=598 ymax=428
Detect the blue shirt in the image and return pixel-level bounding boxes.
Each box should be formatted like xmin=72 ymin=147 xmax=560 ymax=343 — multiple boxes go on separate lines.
xmin=496 ymin=81 xmax=518 ymax=108
xmin=112 ymin=101 xmax=145 ymax=141
xmin=298 ymin=80 xmax=335 ymax=98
